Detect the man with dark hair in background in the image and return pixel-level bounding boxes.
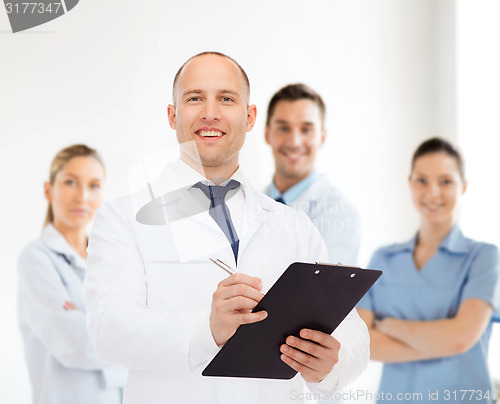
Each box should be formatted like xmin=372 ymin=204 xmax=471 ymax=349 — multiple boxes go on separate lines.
xmin=265 ymin=83 xmax=360 ymax=266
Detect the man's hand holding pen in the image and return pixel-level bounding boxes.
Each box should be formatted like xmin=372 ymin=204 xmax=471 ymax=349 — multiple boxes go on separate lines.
xmin=210 ymin=273 xmax=267 ymax=347
xmin=208 ymin=258 xmax=341 ymax=383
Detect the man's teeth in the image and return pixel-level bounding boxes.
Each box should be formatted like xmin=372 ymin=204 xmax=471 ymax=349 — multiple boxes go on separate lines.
xmin=198 ymin=131 xmax=223 ymax=137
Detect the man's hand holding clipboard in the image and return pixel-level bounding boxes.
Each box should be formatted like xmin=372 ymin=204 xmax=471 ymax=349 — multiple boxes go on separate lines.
xmin=205 ymin=260 xmax=382 ymax=381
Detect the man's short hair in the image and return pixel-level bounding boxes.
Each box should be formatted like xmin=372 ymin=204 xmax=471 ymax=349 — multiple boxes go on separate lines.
xmin=266 ymin=83 xmax=326 ymax=128
xmin=172 ymin=51 xmax=250 ymax=104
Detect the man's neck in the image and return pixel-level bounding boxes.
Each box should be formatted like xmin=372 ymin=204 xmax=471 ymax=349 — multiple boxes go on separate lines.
xmin=273 ymin=171 xmax=311 ymax=194
xmin=180 ymin=155 xmax=238 ymax=185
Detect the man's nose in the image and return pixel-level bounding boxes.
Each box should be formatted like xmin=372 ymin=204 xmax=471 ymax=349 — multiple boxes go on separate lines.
xmin=288 ymin=129 xmax=302 ymax=147
xmin=201 ymin=99 xmax=221 ymax=121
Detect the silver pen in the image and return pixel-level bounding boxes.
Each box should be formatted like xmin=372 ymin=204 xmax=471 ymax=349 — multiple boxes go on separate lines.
xmin=210 ymin=258 xmax=267 ymax=294
xmin=210 ymin=258 xmax=236 ymax=276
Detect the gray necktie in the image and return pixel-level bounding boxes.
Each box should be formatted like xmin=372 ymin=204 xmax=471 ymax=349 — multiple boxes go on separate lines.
xmin=193 ymin=180 xmax=240 ymax=263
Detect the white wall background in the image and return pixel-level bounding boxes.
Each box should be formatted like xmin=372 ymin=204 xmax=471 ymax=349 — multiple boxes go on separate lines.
xmin=0 ymin=1 xmax=498 ymax=403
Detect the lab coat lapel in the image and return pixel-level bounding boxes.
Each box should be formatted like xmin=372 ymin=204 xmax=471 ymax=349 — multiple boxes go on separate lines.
xmin=136 ymin=161 xmax=228 ymax=262
xmin=169 ymin=195 xmax=229 ymax=263
xmin=41 ymin=225 xmax=87 ymax=306
xmin=238 ymin=182 xmax=275 ymax=257
xmin=145 ymin=160 xmax=274 ymax=264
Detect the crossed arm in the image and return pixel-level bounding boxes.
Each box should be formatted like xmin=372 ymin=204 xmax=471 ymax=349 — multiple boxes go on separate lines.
xmin=18 ymin=247 xmax=115 ymax=371
xmin=358 ymin=298 xmax=493 ymax=363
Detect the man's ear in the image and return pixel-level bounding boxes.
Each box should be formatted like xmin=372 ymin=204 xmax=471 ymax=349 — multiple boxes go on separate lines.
xmin=462 ymin=180 xmax=468 ymax=195
xmin=167 ymin=104 xmax=176 ymax=130
xmin=44 ymin=181 xmax=52 ymax=203
xmin=264 ymin=125 xmax=271 ymax=145
xmin=246 ymin=104 xmax=257 ymax=132
xmin=319 ymin=129 xmax=327 ymax=147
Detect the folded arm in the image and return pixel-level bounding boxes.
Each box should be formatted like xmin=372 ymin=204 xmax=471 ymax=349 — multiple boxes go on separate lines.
xmin=18 ymin=246 xmax=112 ymax=371
xmin=375 ymin=299 xmax=493 ymax=357
xmin=358 ymin=308 xmax=437 ymax=363
xmin=359 ymin=298 xmax=493 ymax=363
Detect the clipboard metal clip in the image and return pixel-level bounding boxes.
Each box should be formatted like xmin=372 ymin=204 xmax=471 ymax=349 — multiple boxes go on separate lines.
xmin=314 ymin=262 xmax=362 ymax=269
xmin=315 ymin=261 xmax=344 ymax=266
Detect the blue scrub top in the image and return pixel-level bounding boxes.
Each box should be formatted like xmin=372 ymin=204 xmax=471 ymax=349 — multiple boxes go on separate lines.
xmin=358 ymin=226 xmax=500 ymax=403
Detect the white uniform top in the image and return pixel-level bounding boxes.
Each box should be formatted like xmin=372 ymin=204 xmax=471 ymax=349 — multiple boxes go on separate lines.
xmin=85 ymin=160 xmax=369 ymax=404
xmin=265 ymin=173 xmax=360 ymax=266
xmin=18 ymin=224 xmax=127 ymax=404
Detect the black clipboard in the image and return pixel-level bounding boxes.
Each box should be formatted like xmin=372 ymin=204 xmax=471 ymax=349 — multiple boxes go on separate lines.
xmin=202 ymin=262 xmax=381 ymax=380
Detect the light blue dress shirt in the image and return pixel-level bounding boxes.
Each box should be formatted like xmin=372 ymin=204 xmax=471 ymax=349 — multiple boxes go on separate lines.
xmin=266 ymin=172 xmax=319 ymax=205
xmin=358 ymin=226 xmax=500 ymax=403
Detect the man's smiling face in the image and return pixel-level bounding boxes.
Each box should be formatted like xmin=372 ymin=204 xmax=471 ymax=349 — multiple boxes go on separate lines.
xmin=265 ymin=99 xmax=325 ymax=185
xmin=168 ymin=54 xmax=256 ymax=176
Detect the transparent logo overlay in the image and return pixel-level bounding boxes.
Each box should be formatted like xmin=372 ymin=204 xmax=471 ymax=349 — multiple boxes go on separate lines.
xmin=3 ymin=0 xmax=79 ymax=33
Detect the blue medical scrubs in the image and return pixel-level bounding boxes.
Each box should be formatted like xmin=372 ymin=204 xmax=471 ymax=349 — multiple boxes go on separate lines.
xmin=358 ymin=226 xmax=500 ymax=403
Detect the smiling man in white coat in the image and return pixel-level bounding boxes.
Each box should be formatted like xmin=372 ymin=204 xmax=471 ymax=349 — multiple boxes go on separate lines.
xmin=85 ymin=52 xmax=369 ymax=404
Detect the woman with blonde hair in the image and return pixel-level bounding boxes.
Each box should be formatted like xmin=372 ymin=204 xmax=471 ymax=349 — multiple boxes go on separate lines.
xmin=18 ymin=144 xmax=126 ymax=404
xmin=358 ymin=137 xmax=499 ymax=403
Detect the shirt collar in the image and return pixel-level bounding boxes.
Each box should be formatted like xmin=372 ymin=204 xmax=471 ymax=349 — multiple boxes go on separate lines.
xmin=173 ymin=159 xmax=279 ymax=213
xmin=438 ymin=225 xmax=471 ymax=254
xmin=268 ymin=171 xmax=318 ymax=205
xmin=190 ymin=163 xmax=247 ymax=197
xmin=385 ymin=225 xmax=471 ymax=255
xmin=383 ymin=236 xmax=416 ymax=254
xmin=41 ymin=224 xmax=87 ymax=269
xmin=155 ymin=159 xmax=248 ymax=198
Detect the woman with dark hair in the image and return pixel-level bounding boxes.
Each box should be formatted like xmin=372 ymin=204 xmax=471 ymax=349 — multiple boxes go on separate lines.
xmin=18 ymin=145 xmax=126 ymax=404
xmin=358 ymin=137 xmax=499 ymax=403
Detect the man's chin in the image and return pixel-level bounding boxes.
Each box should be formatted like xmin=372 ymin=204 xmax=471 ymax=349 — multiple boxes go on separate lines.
xmin=199 ymin=158 xmax=219 ymax=168
xmin=279 ymin=166 xmax=307 ymax=180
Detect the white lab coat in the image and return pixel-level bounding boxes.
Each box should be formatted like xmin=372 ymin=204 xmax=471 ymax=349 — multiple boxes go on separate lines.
xmin=85 ymin=161 xmax=369 ymax=404
xmin=17 ymin=224 xmax=127 ymax=404
xmin=265 ymin=174 xmax=361 ymax=266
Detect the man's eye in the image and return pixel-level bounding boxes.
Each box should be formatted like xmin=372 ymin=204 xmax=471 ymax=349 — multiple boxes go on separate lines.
xmin=187 ymin=97 xmax=201 ymax=102
xmin=65 ymin=180 xmax=76 ymax=186
xmin=416 ymin=178 xmax=426 ymax=185
xmin=221 ymin=97 xmax=233 ymax=102
xmin=441 ymin=179 xmax=453 ymax=186
xmin=277 ymin=127 xmax=290 ymax=133
xmin=90 ymin=183 xmax=101 ymax=189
